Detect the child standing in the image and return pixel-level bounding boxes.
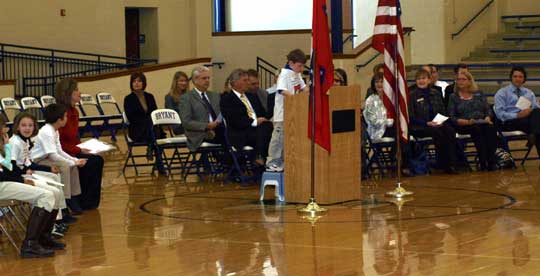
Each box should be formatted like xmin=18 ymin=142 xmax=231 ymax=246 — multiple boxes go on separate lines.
xmin=266 ymin=49 xmax=307 ymax=172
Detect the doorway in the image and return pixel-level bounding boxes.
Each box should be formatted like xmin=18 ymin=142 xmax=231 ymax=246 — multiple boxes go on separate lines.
xmin=125 ymin=8 xmax=159 ymax=62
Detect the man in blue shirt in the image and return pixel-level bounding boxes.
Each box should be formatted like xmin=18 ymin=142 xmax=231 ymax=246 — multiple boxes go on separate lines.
xmin=494 ymin=66 xmax=540 ymax=158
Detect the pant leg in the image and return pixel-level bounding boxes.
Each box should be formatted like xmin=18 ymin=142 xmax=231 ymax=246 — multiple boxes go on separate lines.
xmin=33 ymin=171 xmax=67 ymax=210
xmin=0 ymin=181 xmax=55 ymax=212
xmin=481 ymin=124 xmax=499 ymax=164
xmin=36 ymin=158 xmax=81 ymax=199
xmin=457 ymin=125 xmax=488 ymax=166
xmin=256 ymin=121 xmax=273 ymax=158
xmin=266 ymin=121 xmax=284 ymax=167
xmin=76 ymin=153 xmax=104 ymax=209
xmin=527 ymin=108 xmax=540 ymax=134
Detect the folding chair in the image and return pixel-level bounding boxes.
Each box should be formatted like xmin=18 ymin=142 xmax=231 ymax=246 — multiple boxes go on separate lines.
xmin=20 ymin=96 xmax=45 ymax=125
xmin=221 ymin=119 xmax=259 ymax=185
xmin=0 ymin=200 xmax=29 ymax=252
xmin=498 ymin=130 xmax=531 ymax=165
xmin=0 ymin=97 xmax=22 ymax=129
xmin=78 ymin=93 xmax=107 ymax=138
xmin=96 ymin=92 xmax=123 ymax=141
xmin=122 ymin=112 xmax=156 ymax=175
xmin=40 ymin=95 xmax=56 ymax=108
xmin=150 ymin=109 xmax=189 ymax=176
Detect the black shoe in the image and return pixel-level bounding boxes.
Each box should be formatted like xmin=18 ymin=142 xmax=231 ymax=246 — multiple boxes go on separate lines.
xmin=40 ymin=234 xmax=65 ymax=250
xmin=488 ymin=163 xmax=499 ymax=171
xmin=445 ymin=166 xmax=459 ymax=174
xmin=20 ymin=240 xmax=55 ymax=258
xmin=60 ymin=213 xmax=78 ymax=224
xmin=66 ymin=198 xmax=83 ymax=215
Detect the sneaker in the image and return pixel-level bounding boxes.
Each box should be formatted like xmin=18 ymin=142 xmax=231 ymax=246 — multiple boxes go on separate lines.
xmin=51 ymin=225 xmax=64 ymax=238
xmin=266 ymin=164 xmax=283 ymax=172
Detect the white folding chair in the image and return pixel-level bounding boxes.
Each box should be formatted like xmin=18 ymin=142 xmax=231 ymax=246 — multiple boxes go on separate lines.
xmin=121 ymin=112 xmax=155 ymax=175
xmin=96 ymin=92 xmax=123 ymax=141
xmin=151 ymin=109 xmax=189 ymax=175
xmin=1 ymin=97 xmax=22 ymax=128
xmin=20 ymin=96 xmax=45 ymax=125
xmin=78 ymin=93 xmax=108 ymax=138
xmin=40 ymin=95 xmax=56 ymax=108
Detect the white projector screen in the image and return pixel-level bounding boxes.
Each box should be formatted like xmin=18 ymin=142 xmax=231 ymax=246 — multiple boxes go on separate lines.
xmin=227 ymin=0 xmax=313 ymax=31
xmin=352 ymin=0 xmax=378 ymax=48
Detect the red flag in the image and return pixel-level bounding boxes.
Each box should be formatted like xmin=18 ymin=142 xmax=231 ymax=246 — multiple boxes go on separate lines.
xmin=372 ymin=0 xmax=409 ymax=141
xmin=309 ymin=0 xmax=334 ymax=152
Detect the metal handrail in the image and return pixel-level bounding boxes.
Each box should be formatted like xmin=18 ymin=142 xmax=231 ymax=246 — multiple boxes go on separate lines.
xmin=451 ymin=0 xmax=495 ymax=40
xmin=0 ymin=42 xmax=155 ymax=63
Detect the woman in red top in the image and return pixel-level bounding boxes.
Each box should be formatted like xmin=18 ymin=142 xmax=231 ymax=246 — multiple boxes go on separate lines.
xmin=55 ymin=78 xmax=104 ymax=211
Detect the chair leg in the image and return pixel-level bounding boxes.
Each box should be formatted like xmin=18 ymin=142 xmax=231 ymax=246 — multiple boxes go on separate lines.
xmin=0 ymin=217 xmax=20 ymax=252
xmin=521 ymin=147 xmax=532 ymax=166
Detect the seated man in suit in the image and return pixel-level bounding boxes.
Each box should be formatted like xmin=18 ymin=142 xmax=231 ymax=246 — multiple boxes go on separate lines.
xmin=220 ymin=69 xmax=273 ymax=165
xmin=179 ymin=66 xmax=224 ymax=152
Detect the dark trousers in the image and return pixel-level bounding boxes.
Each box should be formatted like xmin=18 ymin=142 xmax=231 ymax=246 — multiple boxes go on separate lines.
xmin=76 ymin=153 xmax=104 ymax=210
xmin=230 ymin=121 xmax=273 ymax=158
xmin=501 ymin=109 xmax=540 ymax=155
xmin=455 ymin=124 xmax=498 ymax=167
xmin=411 ymin=122 xmax=458 ymax=169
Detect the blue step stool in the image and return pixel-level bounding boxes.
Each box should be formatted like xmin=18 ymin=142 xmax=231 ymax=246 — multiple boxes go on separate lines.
xmin=259 ymin=171 xmax=285 ymax=202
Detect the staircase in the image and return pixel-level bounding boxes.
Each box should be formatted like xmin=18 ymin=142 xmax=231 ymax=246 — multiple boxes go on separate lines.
xmin=464 ymin=16 xmax=540 ymax=61
xmin=406 ymin=15 xmax=540 ymax=96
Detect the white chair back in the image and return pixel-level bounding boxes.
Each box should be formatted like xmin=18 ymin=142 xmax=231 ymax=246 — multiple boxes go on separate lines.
xmin=40 ymin=95 xmax=56 ymax=107
xmin=151 ymin=109 xmax=181 ymax=126
xmin=20 ymin=97 xmax=42 ymax=110
xmin=80 ymin=94 xmax=98 ymax=106
xmin=96 ymin=92 xmax=116 ymax=104
xmin=1 ymin=98 xmax=21 ymax=111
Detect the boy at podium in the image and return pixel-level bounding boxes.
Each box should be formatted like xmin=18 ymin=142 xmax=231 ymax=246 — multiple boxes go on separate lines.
xmin=266 ymin=49 xmax=308 ymax=172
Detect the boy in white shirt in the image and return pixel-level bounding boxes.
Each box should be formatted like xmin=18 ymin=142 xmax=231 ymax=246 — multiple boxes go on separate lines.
xmin=32 ymin=104 xmax=87 ymax=214
xmin=266 ymin=49 xmax=307 ymax=172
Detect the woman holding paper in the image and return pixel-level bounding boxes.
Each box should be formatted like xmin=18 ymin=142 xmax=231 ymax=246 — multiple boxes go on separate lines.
xmin=55 ymin=78 xmax=104 ymax=210
xmin=409 ymin=69 xmax=460 ymax=174
xmin=448 ymin=71 xmax=498 ymax=171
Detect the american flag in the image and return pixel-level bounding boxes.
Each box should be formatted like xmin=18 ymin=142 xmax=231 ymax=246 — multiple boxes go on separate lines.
xmin=372 ymin=0 xmax=409 ymax=141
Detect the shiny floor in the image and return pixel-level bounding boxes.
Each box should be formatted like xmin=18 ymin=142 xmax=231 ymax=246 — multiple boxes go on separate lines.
xmin=2 ymin=141 xmax=540 ymax=275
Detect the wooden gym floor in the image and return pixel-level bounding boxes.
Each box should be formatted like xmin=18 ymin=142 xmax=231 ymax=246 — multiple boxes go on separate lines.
xmin=2 ymin=138 xmax=540 ymax=275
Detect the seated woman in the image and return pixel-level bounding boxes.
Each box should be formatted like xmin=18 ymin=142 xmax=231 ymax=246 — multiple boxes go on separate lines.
xmin=409 ymin=69 xmax=460 ymax=174
xmin=448 ymin=71 xmax=498 ymax=171
xmin=333 ymin=68 xmax=348 ymax=86
xmin=123 ymin=72 xmax=166 ymax=173
xmin=55 ymin=78 xmax=104 ymax=210
xmin=164 ymin=71 xmax=189 ymax=135
xmin=363 ymin=73 xmax=409 ymax=174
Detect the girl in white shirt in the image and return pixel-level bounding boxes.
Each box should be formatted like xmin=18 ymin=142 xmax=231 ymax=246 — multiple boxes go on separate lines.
xmin=10 ymin=112 xmax=68 ymax=215
xmin=0 ymin=115 xmax=64 ymax=258
xmin=32 ymin=104 xmax=87 ymax=215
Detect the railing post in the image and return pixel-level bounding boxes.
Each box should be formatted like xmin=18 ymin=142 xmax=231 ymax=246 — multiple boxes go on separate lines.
xmin=0 ymin=44 xmax=5 ymax=80
xmin=98 ymin=56 xmax=102 ymax=74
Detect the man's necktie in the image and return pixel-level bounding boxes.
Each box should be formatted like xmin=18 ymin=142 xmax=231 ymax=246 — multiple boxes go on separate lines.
xmin=201 ymin=92 xmax=217 ymax=121
xmin=515 ymin=88 xmax=521 ymax=97
xmin=240 ymin=94 xmax=255 ymax=118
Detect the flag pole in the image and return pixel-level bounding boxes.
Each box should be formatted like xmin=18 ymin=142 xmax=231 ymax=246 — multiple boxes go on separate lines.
xmin=385 ymin=18 xmax=412 ymax=198
xmin=298 ymin=50 xmax=327 ymax=216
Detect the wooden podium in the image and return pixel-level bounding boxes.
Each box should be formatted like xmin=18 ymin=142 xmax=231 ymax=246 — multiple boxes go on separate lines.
xmin=283 ymin=85 xmax=362 ymax=204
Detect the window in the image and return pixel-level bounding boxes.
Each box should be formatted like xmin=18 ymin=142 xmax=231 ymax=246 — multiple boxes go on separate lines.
xmin=227 ymin=0 xmax=313 ymax=32
xmin=352 ymin=0 xmax=378 ymax=48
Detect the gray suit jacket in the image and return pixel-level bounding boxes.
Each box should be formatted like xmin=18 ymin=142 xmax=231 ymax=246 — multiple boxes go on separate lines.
xmin=179 ymin=89 xmax=221 ymax=151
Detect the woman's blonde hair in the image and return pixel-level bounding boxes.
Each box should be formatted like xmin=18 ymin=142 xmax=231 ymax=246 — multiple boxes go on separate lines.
xmin=168 ymin=71 xmax=189 ymax=104
xmin=454 ymin=71 xmax=479 ymax=93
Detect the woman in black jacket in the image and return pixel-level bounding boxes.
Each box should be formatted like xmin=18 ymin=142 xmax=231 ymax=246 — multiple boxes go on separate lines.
xmin=123 ymin=72 xmax=165 ymax=173
xmin=409 ymin=69 xmax=460 ymax=174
